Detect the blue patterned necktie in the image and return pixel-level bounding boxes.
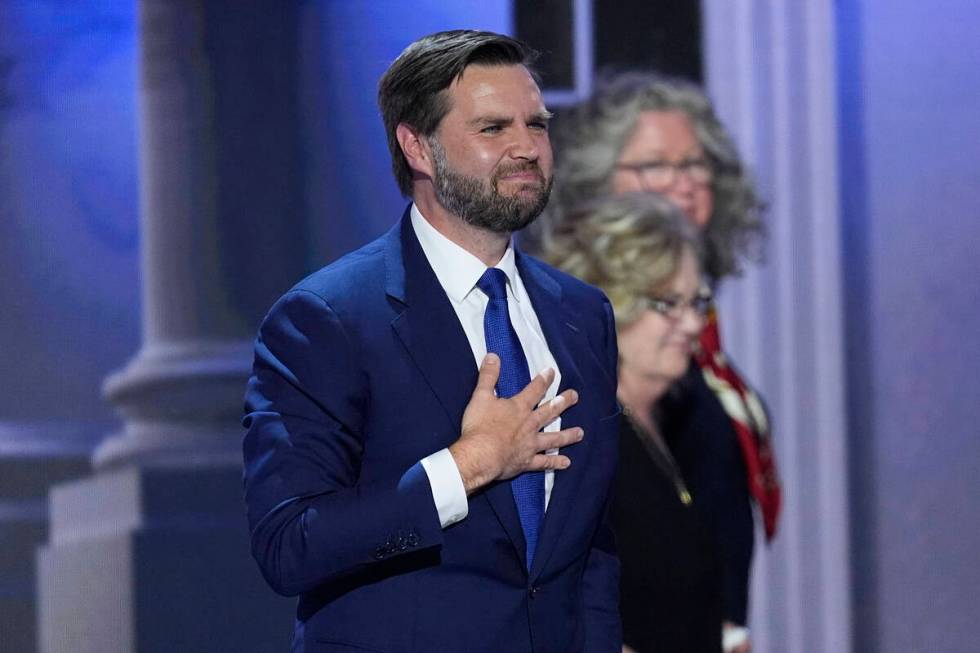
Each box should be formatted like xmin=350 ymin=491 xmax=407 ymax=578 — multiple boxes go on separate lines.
xmin=477 ymin=267 xmax=545 ymax=570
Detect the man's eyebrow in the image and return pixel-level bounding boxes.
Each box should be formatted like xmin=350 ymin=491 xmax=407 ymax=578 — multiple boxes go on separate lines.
xmin=467 ymin=114 xmax=514 ymax=127
xmin=466 ymin=110 xmax=554 ymax=128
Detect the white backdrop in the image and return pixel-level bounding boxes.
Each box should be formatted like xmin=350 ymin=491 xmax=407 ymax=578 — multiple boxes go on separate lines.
xmin=702 ymin=2 xmax=851 ymax=652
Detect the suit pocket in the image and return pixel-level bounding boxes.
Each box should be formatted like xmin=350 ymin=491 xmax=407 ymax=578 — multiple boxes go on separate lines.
xmin=598 ymin=407 xmax=623 ymax=426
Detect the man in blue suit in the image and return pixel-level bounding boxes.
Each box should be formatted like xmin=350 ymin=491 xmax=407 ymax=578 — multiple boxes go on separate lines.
xmin=243 ymin=30 xmax=621 ymax=652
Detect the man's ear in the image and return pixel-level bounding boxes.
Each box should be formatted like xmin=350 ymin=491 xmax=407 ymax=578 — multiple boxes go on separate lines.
xmin=396 ymin=123 xmax=435 ymax=180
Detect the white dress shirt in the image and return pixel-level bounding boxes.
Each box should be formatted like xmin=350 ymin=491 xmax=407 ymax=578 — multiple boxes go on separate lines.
xmin=411 ymin=205 xmax=562 ymax=528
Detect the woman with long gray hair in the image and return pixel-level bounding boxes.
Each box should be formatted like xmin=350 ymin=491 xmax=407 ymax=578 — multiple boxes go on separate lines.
xmin=543 ymin=73 xmax=780 ymax=653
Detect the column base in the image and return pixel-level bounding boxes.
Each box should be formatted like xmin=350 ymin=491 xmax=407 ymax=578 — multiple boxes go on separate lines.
xmin=96 ymin=339 xmax=253 ymax=470
xmin=38 ymin=466 xmax=293 ymax=653
xmin=0 ymin=421 xmax=98 ymax=653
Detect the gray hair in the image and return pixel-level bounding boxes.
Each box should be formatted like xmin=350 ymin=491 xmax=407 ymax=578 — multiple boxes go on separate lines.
xmin=544 ymin=72 xmax=764 ymax=280
xmin=540 ymin=192 xmax=702 ymax=328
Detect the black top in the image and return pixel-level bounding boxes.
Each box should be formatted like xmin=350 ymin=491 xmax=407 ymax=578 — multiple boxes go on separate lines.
xmin=658 ymin=362 xmax=755 ymax=625
xmin=611 ymin=417 xmax=722 ymax=653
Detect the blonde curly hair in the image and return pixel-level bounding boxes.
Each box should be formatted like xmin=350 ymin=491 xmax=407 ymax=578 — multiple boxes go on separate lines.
xmin=540 ymin=192 xmax=702 ymax=328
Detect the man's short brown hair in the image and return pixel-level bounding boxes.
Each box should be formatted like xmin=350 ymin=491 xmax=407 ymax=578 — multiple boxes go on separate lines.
xmin=378 ymin=30 xmax=538 ymax=197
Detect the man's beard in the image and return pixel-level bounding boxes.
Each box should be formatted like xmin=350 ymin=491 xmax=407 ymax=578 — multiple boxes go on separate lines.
xmin=429 ymin=138 xmax=553 ymax=234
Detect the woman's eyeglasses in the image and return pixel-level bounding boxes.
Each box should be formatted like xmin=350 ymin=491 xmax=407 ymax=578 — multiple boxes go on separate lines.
xmin=616 ymin=157 xmax=713 ymax=189
xmin=641 ymin=287 xmax=713 ymax=320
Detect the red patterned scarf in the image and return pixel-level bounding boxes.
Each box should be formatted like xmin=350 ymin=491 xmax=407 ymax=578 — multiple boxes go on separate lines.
xmin=695 ymin=306 xmax=781 ymax=541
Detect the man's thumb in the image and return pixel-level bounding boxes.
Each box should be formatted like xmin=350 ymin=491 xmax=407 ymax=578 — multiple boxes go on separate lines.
xmin=474 ymin=352 xmax=501 ymax=395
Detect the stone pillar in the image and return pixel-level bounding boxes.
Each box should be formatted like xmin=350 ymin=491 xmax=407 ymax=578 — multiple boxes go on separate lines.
xmin=0 ymin=423 xmax=97 ymax=653
xmin=38 ymin=2 xmax=312 ymax=651
xmin=96 ymin=0 xmax=310 ymax=470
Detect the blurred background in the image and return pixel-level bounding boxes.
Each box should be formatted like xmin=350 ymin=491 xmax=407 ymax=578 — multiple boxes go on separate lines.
xmin=0 ymin=1 xmax=977 ymax=652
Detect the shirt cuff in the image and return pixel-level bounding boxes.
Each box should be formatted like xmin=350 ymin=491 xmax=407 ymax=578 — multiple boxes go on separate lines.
xmin=722 ymin=625 xmax=750 ymax=652
xmin=420 ymin=448 xmax=468 ymax=528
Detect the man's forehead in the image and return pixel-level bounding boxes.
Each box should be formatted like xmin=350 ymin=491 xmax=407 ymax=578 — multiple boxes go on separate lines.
xmin=447 ymin=64 xmax=544 ymax=108
xmin=456 ymin=63 xmax=538 ymax=87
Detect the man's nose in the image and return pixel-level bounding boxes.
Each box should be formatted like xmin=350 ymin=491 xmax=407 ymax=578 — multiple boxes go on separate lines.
xmin=508 ymin=125 xmax=540 ymax=160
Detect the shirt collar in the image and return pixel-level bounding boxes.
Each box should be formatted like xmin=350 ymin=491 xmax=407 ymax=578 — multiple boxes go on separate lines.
xmin=411 ymin=204 xmax=520 ymax=304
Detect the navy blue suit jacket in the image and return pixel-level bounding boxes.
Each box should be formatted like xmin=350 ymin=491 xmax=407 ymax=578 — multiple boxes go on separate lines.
xmin=243 ymin=212 xmax=621 ymax=653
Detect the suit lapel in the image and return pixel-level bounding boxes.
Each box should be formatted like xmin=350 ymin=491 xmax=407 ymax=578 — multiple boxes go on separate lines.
xmin=386 ymin=213 xmax=475 ymax=435
xmin=385 ymin=212 xmax=527 ymax=562
xmin=516 ymin=253 xmax=594 ymax=581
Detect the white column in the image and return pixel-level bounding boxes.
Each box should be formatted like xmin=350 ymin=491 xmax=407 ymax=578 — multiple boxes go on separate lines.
xmin=0 ymin=422 xmax=97 ymax=653
xmin=702 ymin=2 xmax=851 ymax=652
xmin=94 ymin=0 xmax=310 ymax=469
xmin=38 ymin=2 xmax=308 ymax=650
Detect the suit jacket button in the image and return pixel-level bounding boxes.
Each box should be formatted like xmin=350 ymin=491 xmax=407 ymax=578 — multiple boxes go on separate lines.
xmin=529 ymin=586 xmax=540 ymax=599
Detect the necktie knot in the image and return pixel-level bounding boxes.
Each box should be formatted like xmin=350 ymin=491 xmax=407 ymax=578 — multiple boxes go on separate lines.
xmin=477 ymin=267 xmax=509 ymax=301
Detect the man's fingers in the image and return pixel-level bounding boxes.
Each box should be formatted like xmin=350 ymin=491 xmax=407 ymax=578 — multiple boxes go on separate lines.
xmin=538 ymin=426 xmax=584 ymax=451
xmin=473 ymin=353 xmax=501 ymax=396
xmin=514 ymin=368 xmax=555 ymax=409
xmin=533 ymin=389 xmax=578 ymax=429
xmin=528 ymin=453 xmax=572 ymax=471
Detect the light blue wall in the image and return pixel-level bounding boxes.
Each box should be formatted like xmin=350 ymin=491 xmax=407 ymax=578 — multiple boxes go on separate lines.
xmin=302 ymin=0 xmax=512 ymax=262
xmin=0 ymin=1 xmax=140 ymax=423
xmin=839 ymin=1 xmax=980 ymax=651
xmin=0 ymin=1 xmax=513 ymax=422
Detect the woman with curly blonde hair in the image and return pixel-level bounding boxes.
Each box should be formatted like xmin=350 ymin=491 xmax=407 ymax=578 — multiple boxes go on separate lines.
xmin=542 ymin=192 xmax=722 ymax=653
